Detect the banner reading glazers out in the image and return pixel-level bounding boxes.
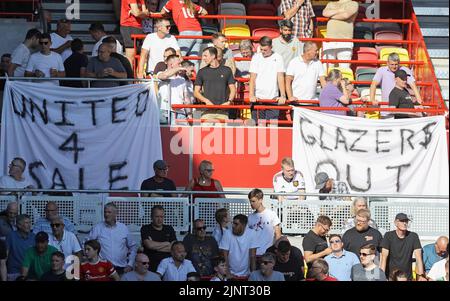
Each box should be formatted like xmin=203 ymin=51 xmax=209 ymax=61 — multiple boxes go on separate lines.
xmin=292 ymin=108 xmax=449 ymax=195
xmin=1 ymin=81 xmax=162 ymax=190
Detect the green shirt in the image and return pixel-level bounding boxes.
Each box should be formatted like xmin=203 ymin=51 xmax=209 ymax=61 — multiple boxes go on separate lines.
xmin=22 ymin=245 xmax=58 ymax=280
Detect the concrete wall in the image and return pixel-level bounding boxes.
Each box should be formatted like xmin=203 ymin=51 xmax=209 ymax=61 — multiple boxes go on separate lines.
xmin=0 ymin=20 xmax=41 ymax=56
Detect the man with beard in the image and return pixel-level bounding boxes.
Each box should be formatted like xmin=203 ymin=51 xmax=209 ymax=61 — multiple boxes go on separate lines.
xmin=342 ymin=209 xmax=383 ymax=257
xmin=272 ymin=20 xmax=303 ymax=69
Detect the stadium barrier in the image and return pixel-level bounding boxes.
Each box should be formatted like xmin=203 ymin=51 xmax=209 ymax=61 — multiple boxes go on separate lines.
xmin=0 ymin=189 xmax=447 ymax=241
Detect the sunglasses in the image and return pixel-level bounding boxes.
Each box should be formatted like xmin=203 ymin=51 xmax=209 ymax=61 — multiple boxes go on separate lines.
xmin=330 ymin=240 xmax=341 ymax=244
xmin=196 ymin=226 xmax=207 ymax=231
xmin=39 ymin=41 xmax=50 ymax=45
xmin=50 ymin=223 xmax=62 ymax=228
xmin=204 ymin=169 xmax=214 ymax=172
xmin=359 ymin=252 xmax=373 ymax=257
xmin=261 ymin=260 xmax=273 ymax=265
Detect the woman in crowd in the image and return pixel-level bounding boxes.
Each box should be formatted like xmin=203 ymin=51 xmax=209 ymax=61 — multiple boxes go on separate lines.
xmin=185 ymin=160 xmax=225 ymax=200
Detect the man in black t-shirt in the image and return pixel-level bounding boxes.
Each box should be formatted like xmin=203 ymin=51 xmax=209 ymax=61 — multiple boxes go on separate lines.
xmin=380 ymin=213 xmax=426 ymax=281
xmin=140 ymin=160 xmax=177 ymax=197
xmin=267 ymin=238 xmax=304 ymax=281
xmin=389 ymin=69 xmax=420 ymax=119
xmin=302 ymin=215 xmax=332 ymax=265
xmin=61 ymin=39 xmax=88 ymax=88
xmin=194 ymin=47 xmax=236 ymax=124
xmin=140 ymin=205 xmax=177 ymax=272
xmin=342 ymin=209 xmax=382 ymax=257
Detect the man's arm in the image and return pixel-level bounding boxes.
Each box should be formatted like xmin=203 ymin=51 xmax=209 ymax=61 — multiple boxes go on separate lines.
xmin=129 ymin=3 xmax=148 ymax=18
xmin=0 ymin=257 xmax=6 ymax=281
xmin=303 ymin=248 xmax=332 ymax=263
xmin=414 ymin=248 xmax=427 ymax=281
xmin=277 ymin=72 xmax=287 ymax=104
xmin=319 ymin=76 xmax=326 ymax=88
xmin=285 ymin=75 xmax=296 ymax=101
xmin=20 ymin=266 xmax=29 ymax=278
xmin=249 ymin=72 xmax=258 ymax=102
xmin=7 ymin=64 xmax=18 ymax=76
xmin=274 ymin=225 xmax=282 ymax=242
xmin=137 ymin=48 xmax=149 ymax=78
xmin=221 ymin=249 xmax=233 ymax=278
xmin=283 ymin=0 xmax=304 ymax=20
xmin=369 ymin=80 xmax=379 ymax=105
xmin=221 ymin=83 xmax=236 ymax=106
xmin=409 ymin=82 xmax=423 ymax=104
xmin=111 ymin=69 xmax=127 ymax=79
xmin=379 ymin=248 xmax=389 ymax=272
xmin=194 ymin=85 xmax=214 ymax=105
xmin=298 ymin=188 xmax=306 ymax=201
xmin=249 ymin=248 xmax=257 ymax=272
xmin=51 ymin=41 xmax=72 ymax=54
xmin=142 ymin=238 xmax=172 ymax=252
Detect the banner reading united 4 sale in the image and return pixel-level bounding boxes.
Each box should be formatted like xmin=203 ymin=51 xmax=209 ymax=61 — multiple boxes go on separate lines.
xmin=292 ymin=108 xmax=449 ymax=195
xmin=1 ymin=80 xmax=162 ymax=190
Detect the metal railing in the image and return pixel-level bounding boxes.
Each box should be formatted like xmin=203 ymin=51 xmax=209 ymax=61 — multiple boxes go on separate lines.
xmin=1 ymin=188 xmax=448 ymax=240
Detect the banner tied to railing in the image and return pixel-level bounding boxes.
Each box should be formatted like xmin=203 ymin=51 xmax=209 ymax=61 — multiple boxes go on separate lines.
xmin=1 ymin=81 xmax=162 ymax=190
xmin=293 ymin=108 xmax=449 ymax=195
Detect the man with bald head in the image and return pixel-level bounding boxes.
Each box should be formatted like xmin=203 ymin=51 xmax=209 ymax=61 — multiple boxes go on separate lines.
xmin=86 ymin=42 xmax=127 ymax=87
xmin=0 ymin=157 xmax=34 ymax=194
xmin=121 ymin=253 xmax=161 ymax=281
xmin=33 ymin=201 xmax=75 ymax=235
xmin=0 ymin=202 xmax=18 ymax=240
xmin=48 ymin=216 xmax=82 ymax=260
xmin=422 ymin=236 xmax=449 ymax=273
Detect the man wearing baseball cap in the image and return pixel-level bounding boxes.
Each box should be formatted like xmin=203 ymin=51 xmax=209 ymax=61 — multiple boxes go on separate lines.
xmin=140 ymin=160 xmax=177 ymax=197
xmin=20 ymin=231 xmax=58 ymax=280
xmin=314 ymin=172 xmax=350 ymax=201
xmin=388 ymin=69 xmax=420 ymax=119
xmin=380 ymin=213 xmax=426 ymax=281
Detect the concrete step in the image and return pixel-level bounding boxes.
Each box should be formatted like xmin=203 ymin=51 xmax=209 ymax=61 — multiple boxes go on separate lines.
xmin=414 ymin=7 xmax=449 ymax=16
xmin=420 ymin=28 xmax=449 ymax=37
xmin=428 ymin=49 xmax=449 ymax=58
xmin=41 ymin=2 xmax=113 ymax=12
xmin=435 ymin=68 xmax=449 ymax=80
xmin=51 ymin=11 xmax=116 ymax=22
xmin=50 ymin=22 xmax=117 ymax=33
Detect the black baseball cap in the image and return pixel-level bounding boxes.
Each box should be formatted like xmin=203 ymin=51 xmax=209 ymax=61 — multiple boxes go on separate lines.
xmin=394 ymin=69 xmax=410 ymax=81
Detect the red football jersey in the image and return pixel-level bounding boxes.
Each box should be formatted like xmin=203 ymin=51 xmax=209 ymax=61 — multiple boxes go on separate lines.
xmin=163 ymin=0 xmax=203 ymax=32
xmin=81 ymin=259 xmax=116 ymax=281
xmin=121 ymin=0 xmax=143 ymax=28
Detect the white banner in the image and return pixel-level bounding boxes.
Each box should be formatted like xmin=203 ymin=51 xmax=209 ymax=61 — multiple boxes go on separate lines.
xmin=293 ymin=108 xmax=449 ymax=195
xmin=1 ymin=81 xmax=162 ymax=190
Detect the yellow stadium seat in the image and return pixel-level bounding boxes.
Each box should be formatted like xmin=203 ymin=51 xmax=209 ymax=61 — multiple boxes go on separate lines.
xmin=328 ymin=67 xmax=355 ymax=81
xmin=379 ymin=47 xmax=410 ymax=66
xmin=222 ymin=24 xmax=251 ymax=47
xmin=318 ymin=25 xmax=327 ymax=38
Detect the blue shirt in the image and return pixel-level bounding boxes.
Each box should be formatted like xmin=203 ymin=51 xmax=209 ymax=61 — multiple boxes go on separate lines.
xmin=33 ymin=216 xmax=75 ymax=235
xmin=5 ymin=231 xmax=36 ymax=273
xmin=325 ymin=250 xmax=360 ymax=281
xmin=423 ymin=243 xmax=446 ymax=273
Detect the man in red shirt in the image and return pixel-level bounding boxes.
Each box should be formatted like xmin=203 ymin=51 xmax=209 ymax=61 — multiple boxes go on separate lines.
xmin=120 ymin=0 xmax=149 ymax=66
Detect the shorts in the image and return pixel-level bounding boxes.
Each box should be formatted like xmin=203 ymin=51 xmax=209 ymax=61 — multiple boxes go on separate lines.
xmin=120 ymin=26 xmax=143 ymax=49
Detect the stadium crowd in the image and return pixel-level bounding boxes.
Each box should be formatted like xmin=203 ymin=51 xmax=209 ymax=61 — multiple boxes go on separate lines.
xmin=0 ymin=0 xmax=426 ymax=124
xmin=0 ymin=157 xmax=448 ymax=281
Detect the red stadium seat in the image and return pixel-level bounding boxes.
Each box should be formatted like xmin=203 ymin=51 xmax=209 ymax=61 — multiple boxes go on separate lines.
xmin=248 ymin=8 xmax=274 ymax=16
xmin=356 ymin=47 xmax=378 ymax=67
xmin=248 ymin=3 xmax=276 ymax=14
xmin=252 ymin=27 xmax=280 ymax=39
xmin=374 ymin=30 xmax=404 ymax=54
xmin=248 ymin=20 xmax=279 ymax=32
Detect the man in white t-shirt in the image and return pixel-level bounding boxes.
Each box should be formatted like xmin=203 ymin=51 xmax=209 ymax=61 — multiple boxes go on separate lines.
xmin=273 ymin=157 xmax=306 ymax=201
xmin=247 ymin=189 xmax=282 ymax=256
xmin=137 ymin=18 xmax=180 ymax=78
xmin=219 ymin=214 xmax=258 ymax=278
xmin=286 ymin=41 xmax=326 ymax=103
xmin=25 ymin=33 xmax=65 ymax=86
xmin=156 ymin=54 xmax=191 ymax=124
xmin=50 ymin=19 xmax=73 ymax=62
xmin=89 ymin=22 xmax=124 ymax=57
xmin=8 ymin=28 xmax=41 ymax=77
xmin=0 ymin=157 xmax=34 ymax=195
xmin=249 ymin=36 xmax=286 ymax=124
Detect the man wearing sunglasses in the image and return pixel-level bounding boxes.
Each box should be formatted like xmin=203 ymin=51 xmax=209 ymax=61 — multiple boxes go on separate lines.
xmin=138 ymin=18 xmax=180 ymax=78
xmin=351 ymin=244 xmax=386 ymax=281
xmin=25 ymin=33 xmax=65 ymax=86
xmin=380 ymin=213 xmax=426 ymax=281
xmin=182 ymin=219 xmax=219 ymax=276
xmin=48 ymin=216 xmax=82 ymax=261
xmin=140 ymin=160 xmax=177 ymax=197
xmin=248 ymin=252 xmax=285 ymax=281
xmin=121 ymin=253 xmax=161 ymax=281
xmin=325 ymin=234 xmax=359 ymax=281
xmin=0 ymin=157 xmax=34 ymax=195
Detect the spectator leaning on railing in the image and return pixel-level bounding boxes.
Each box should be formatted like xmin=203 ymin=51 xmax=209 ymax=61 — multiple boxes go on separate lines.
xmin=86 ymin=43 xmax=127 ymax=88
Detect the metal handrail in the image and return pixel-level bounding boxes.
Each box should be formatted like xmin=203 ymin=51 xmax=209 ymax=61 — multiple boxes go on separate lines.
xmin=0 ymin=188 xmax=447 ymax=199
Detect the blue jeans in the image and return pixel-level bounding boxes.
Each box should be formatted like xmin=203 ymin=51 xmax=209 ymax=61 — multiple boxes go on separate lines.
xmin=178 ymin=30 xmax=203 ymax=71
